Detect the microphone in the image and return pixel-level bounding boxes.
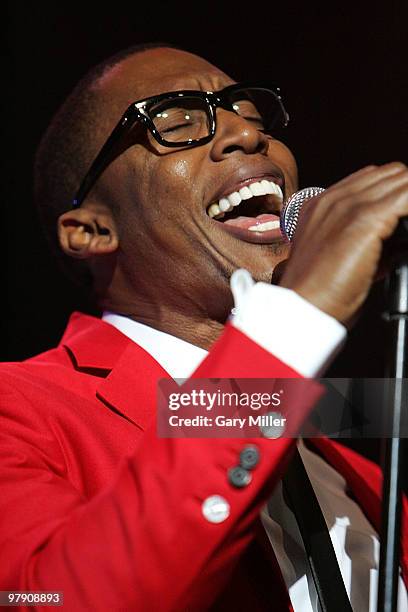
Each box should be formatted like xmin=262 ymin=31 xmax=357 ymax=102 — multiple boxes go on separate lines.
xmin=280 ymin=187 xmax=325 ymax=241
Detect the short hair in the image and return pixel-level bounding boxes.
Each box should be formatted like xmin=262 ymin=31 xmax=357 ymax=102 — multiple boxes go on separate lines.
xmin=34 ymin=41 xmax=180 ymax=289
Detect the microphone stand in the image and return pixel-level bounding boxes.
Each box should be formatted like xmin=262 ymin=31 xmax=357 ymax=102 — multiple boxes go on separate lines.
xmin=377 ymin=219 xmax=408 ymax=612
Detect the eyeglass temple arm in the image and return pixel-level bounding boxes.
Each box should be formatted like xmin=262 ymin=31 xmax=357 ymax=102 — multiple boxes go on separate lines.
xmin=72 ymin=108 xmax=139 ymax=208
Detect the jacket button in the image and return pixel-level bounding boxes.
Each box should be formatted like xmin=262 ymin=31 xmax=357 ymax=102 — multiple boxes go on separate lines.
xmin=202 ymin=495 xmax=230 ymax=523
xmin=260 ymin=411 xmax=286 ymax=439
xmin=228 ymin=466 xmax=252 ymax=488
xmin=239 ymin=445 xmax=260 ymax=470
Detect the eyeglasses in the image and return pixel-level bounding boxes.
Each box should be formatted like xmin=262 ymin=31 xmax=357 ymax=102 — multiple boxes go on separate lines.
xmin=72 ymin=81 xmax=289 ymax=208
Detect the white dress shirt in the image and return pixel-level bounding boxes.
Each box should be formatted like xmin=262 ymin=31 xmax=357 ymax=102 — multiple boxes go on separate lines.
xmin=103 ymin=271 xmax=407 ymax=612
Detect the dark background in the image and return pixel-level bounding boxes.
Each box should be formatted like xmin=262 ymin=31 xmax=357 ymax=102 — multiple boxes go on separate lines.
xmin=4 ymin=0 xmax=408 ymax=378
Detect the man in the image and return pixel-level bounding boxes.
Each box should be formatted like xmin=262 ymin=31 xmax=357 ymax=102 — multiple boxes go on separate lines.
xmin=1 ymin=42 xmax=407 ymax=611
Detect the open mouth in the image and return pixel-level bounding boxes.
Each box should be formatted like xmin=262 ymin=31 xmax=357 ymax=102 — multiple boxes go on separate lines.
xmin=206 ymin=178 xmax=287 ymax=244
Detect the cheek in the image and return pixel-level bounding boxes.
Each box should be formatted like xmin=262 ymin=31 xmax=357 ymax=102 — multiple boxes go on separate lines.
xmin=269 ymin=140 xmax=298 ymax=190
xmin=173 ymin=159 xmax=190 ymax=178
xmin=145 ymin=155 xmax=202 ymax=220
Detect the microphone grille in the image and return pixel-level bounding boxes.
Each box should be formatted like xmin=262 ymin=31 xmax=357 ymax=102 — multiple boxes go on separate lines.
xmin=280 ymin=186 xmax=325 ymax=241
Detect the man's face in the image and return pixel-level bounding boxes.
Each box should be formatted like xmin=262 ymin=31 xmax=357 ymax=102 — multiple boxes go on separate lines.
xmin=94 ymin=48 xmax=298 ymax=319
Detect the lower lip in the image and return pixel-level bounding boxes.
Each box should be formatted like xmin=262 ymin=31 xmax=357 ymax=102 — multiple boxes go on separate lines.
xmin=213 ymin=214 xmax=289 ymax=245
xmin=219 ymin=224 xmax=286 ymax=244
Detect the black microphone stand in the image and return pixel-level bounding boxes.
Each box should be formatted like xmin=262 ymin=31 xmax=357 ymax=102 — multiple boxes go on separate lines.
xmin=377 ymin=219 xmax=408 ymax=612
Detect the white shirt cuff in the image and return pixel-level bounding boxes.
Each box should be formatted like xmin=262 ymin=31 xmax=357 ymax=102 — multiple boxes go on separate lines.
xmin=229 ymin=269 xmax=346 ymax=378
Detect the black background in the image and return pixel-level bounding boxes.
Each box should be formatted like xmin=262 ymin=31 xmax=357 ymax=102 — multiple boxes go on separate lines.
xmin=4 ymin=0 xmax=408 ymax=380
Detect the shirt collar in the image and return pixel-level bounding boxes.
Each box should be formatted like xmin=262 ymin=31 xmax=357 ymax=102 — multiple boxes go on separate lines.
xmin=102 ymin=311 xmax=208 ymax=379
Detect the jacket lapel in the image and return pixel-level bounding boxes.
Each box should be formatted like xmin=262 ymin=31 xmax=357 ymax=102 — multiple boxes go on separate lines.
xmin=95 ymin=342 xmax=170 ymax=430
xmin=61 ymin=312 xmax=171 ymax=429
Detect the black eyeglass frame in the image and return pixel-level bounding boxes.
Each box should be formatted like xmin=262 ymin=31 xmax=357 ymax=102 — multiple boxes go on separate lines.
xmin=72 ymin=81 xmax=289 ymax=208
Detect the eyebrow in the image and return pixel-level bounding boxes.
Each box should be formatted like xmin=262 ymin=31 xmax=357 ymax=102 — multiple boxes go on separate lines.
xmin=133 ymin=74 xmax=234 ymax=100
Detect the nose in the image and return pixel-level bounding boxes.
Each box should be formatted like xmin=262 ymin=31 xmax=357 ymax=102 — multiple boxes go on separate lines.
xmin=209 ymin=108 xmax=270 ymax=161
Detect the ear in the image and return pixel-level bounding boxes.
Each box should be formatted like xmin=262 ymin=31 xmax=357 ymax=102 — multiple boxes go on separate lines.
xmin=58 ymin=204 xmax=119 ymax=260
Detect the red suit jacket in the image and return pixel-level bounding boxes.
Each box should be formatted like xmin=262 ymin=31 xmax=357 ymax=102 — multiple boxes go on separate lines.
xmin=0 ymin=312 xmax=407 ymax=611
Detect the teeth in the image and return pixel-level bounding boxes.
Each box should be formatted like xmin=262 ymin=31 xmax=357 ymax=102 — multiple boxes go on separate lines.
xmin=271 ymin=183 xmax=283 ymax=199
xmin=228 ymin=192 xmax=242 ymax=207
xmin=249 ymin=182 xmax=265 ymax=196
xmin=219 ymin=197 xmax=232 ymax=212
xmin=261 ymin=179 xmax=274 ymax=194
xmin=207 ymin=180 xmax=283 ymax=217
xmin=208 ymin=203 xmax=222 ymax=218
xmin=239 ymin=186 xmax=253 ymax=200
xmin=248 ymin=220 xmax=281 ymax=232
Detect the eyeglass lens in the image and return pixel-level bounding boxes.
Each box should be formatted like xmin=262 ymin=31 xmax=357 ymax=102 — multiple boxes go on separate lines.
xmin=147 ymin=87 xmax=285 ymax=144
xmin=230 ymin=88 xmax=285 ymax=133
xmin=149 ymin=97 xmax=210 ymax=143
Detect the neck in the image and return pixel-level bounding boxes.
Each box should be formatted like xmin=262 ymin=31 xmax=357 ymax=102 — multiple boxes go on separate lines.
xmin=98 ymin=265 xmax=234 ymax=349
xmin=101 ymin=298 xmax=227 ymax=350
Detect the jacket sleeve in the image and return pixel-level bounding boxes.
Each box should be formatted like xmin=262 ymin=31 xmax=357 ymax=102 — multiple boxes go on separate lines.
xmin=0 ymin=324 xmax=322 ymax=611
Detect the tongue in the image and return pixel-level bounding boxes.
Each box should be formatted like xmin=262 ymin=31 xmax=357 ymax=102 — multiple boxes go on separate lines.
xmin=224 ymin=213 xmax=280 ymax=230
